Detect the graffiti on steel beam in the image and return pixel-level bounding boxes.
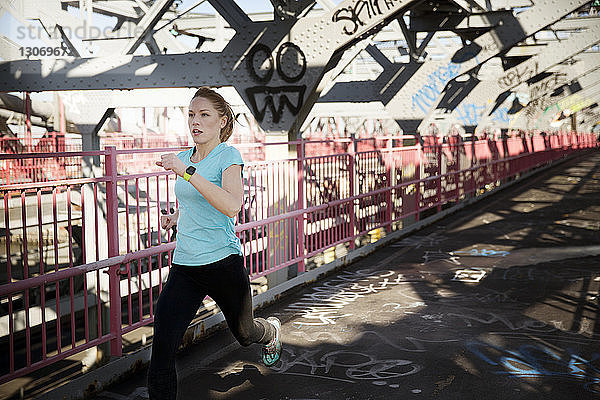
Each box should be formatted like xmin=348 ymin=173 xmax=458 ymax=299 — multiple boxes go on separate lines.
xmin=498 ymin=61 xmax=539 ymax=89
xmin=245 ymin=42 xmax=307 ymax=123
xmin=491 ymin=107 xmax=510 ymax=124
xmin=411 ymin=62 xmax=462 ymax=113
xmin=452 ymin=102 xmax=510 ymax=127
xmin=456 ymin=103 xmax=487 ymax=126
xmin=524 ymin=97 xmax=553 ymax=119
xmin=454 ymin=37 xmax=500 ymax=67
xmin=529 ymin=72 xmax=569 ymax=101
xmin=331 ymin=0 xmax=405 ymax=36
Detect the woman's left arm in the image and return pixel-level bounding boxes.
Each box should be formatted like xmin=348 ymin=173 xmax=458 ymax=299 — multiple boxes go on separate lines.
xmin=156 ymin=154 xmax=243 ymax=218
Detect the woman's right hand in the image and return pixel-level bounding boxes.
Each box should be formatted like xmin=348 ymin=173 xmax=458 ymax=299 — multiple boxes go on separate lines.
xmin=160 ymin=209 xmax=179 ymax=230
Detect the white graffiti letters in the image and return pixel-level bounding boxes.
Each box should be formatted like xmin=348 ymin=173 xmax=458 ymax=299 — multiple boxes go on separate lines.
xmin=273 ymin=347 xmax=422 ymax=383
xmin=285 ymin=269 xmax=413 ymax=326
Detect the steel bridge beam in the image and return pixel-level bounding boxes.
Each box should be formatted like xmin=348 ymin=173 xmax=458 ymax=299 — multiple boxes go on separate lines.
xmin=512 ymin=69 xmax=600 ymax=129
xmin=0 ymin=0 xmax=422 ymax=136
xmin=478 ymin=52 xmax=600 ymax=131
xmin=321 ymin=1 xmax=593 ymax=133
xmin=423 ymin=52 xmax=600 ymax=132
xmin=412 ymin=0 xmax=596 ymax=132
xmin=422 ymin=21 xmax=600 ymax=132
xmin=120 ymin=0 xmax=175 ymax=55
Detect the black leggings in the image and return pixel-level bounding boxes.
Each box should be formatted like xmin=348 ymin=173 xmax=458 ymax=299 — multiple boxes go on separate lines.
xmin=147 ymin=254 xmax=273 ymax=400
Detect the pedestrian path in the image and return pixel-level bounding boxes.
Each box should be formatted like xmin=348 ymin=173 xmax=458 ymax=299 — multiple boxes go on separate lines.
xmin=94 ymin=152 xmax=600 ymax=400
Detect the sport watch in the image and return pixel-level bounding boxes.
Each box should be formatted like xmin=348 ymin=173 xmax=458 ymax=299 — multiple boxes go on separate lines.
xmin=183 ymin=166 xmax=196 ymax=181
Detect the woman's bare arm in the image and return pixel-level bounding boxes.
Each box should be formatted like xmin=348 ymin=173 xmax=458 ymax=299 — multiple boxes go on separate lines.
xmin=156 ymin=153 xmax=243 ymax=218
xmin=187 ymin=164 xmax=243 ymax=218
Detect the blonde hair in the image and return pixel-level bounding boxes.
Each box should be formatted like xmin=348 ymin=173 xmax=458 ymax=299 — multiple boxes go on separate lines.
xmin=191 ymin=87 xmax=235 ymax=142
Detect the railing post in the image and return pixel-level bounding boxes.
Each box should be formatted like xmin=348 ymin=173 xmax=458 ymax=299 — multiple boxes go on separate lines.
xmin=104 ymin=146 xmax=122 ymax=357
xmin=25 ymin=92 xmax=31 ymax=149
xmin=455 ymin=141 xmax=460 ymax=201
xmin=348 ymin=137 xmax=356 ymax=250
xmin=296 ymin=141 xmax=306 ymax=273
xmin=470 ymin=139 xmax=475 ymax=196
xmin=385 ymin=139 xmax=393 ymax=229
xmin=436 ymin=143 xmax=442 ymax=212
xmin=415 ymin=143 xmax=421 ymax=222
xmin=25 ymin=92 xmax=33 ymax=179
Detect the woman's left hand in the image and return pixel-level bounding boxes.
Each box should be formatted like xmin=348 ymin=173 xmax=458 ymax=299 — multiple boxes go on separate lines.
xmin=156 ymin=153 xmax=186 ymax=177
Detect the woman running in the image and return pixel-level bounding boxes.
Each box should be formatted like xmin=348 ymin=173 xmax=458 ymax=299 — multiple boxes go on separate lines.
xmin=149 ymin=87 xmax=281 ymax=400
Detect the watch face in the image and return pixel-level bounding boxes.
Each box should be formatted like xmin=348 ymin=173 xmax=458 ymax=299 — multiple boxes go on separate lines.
xmin=186 ymin=166 xmax=196 ymax=175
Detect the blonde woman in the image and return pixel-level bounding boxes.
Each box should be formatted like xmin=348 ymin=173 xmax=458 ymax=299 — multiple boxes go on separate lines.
xmin=151 ymin=87 xmax=281 ymax=400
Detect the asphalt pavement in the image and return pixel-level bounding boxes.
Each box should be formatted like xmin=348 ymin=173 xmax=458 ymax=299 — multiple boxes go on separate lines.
xmin=93 ymin=151 xmax=600 ymax=400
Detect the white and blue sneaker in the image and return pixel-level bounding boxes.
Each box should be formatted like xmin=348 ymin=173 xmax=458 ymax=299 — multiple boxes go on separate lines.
xmin=262 ymin=317 xmax=282 ymax=366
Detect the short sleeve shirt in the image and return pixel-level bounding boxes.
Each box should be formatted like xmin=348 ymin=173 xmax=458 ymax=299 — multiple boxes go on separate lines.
xmin=172 ymin=142 xmax=244 ymax=265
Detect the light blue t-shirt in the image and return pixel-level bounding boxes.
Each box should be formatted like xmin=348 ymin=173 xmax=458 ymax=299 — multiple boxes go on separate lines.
xmin=172 ymin=142 xmax=244 ymax=265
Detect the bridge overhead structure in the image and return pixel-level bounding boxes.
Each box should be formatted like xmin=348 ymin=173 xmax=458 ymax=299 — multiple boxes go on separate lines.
xmin=422 ymin=19 xmax=600 ymax=132
xmin=320 ymin=1 xmax=600 ymax=134
xmin=474 ymin=50 xmax=600 ymax=131
xmin=520 ymin=69 xmax=600 ymax=128
xmin=0 ymin=0 xmax=422 ymax=138
xmin=0 ymin=1 xmax=599 ymax=140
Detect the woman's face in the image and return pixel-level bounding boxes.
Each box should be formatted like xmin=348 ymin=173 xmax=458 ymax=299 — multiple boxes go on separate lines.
xmin=188 ymin=96 xmax=227 ymax=146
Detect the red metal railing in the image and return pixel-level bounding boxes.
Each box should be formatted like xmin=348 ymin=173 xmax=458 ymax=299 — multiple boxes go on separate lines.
xmin=0 ymin=133 xmax=79 ymax=184
xmin=0 ymin=128 xmax=266 ymax=184
xmin=0 ymin=132 xmax=597 ymax=384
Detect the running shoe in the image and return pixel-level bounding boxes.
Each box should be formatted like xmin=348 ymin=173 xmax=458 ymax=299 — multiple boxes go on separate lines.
xmin=262 ymin=316 xmax=282 ymax=366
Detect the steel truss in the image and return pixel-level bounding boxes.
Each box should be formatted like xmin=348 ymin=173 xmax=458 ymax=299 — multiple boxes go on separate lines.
xmin=0 ymin=0 xmax=599 ymax=137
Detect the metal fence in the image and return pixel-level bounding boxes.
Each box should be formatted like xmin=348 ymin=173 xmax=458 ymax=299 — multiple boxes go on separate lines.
xmin=0 ymin=130 xmax=265 ymax=185
xmin=0 ymin=132 xmax=597 ymax=384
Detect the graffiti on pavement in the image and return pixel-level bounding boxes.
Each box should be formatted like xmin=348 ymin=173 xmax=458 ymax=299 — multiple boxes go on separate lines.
xmin=451 ymin=249 xmax=510 ymax=257
xmin=467 ymin=341 xmax=600 ymax=394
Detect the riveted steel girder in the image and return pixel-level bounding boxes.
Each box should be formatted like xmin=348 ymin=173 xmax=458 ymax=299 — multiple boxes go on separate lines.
xmin=62 ymin=1 xmax=141 ymax=20
xmin=409 ymin=13 xmax=600 ymax=33
xmin=484 ymin=52 xmax=600 ymax=130
xmin=408 ymin=10 xmax=512 ymax=32
xmin=577 ymin=107 xmax=600 ymax=132
xmin=496 ymin=24 xmax=600 ymax=92
xmin=513 ymin=68 xmax=600 ymax=129
xmin=120 ymin=0 xmax=175 ymax=55
xmin=418 ymin=2 xmax=600 ymax=131
xmin=322 ymin=0 xmax=592 ymax=133
xmin=472 ymin=23 xmax=600 ymax=130
xmin=428 ymin=52 xmax=600 ymax=132
xmin=422 ymin=21 xmax=600 ymax=132
xmin=523 ymin=88 xmax=600 ymax=130
xmin=0 ymin=0 xmax=420 ymax=135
